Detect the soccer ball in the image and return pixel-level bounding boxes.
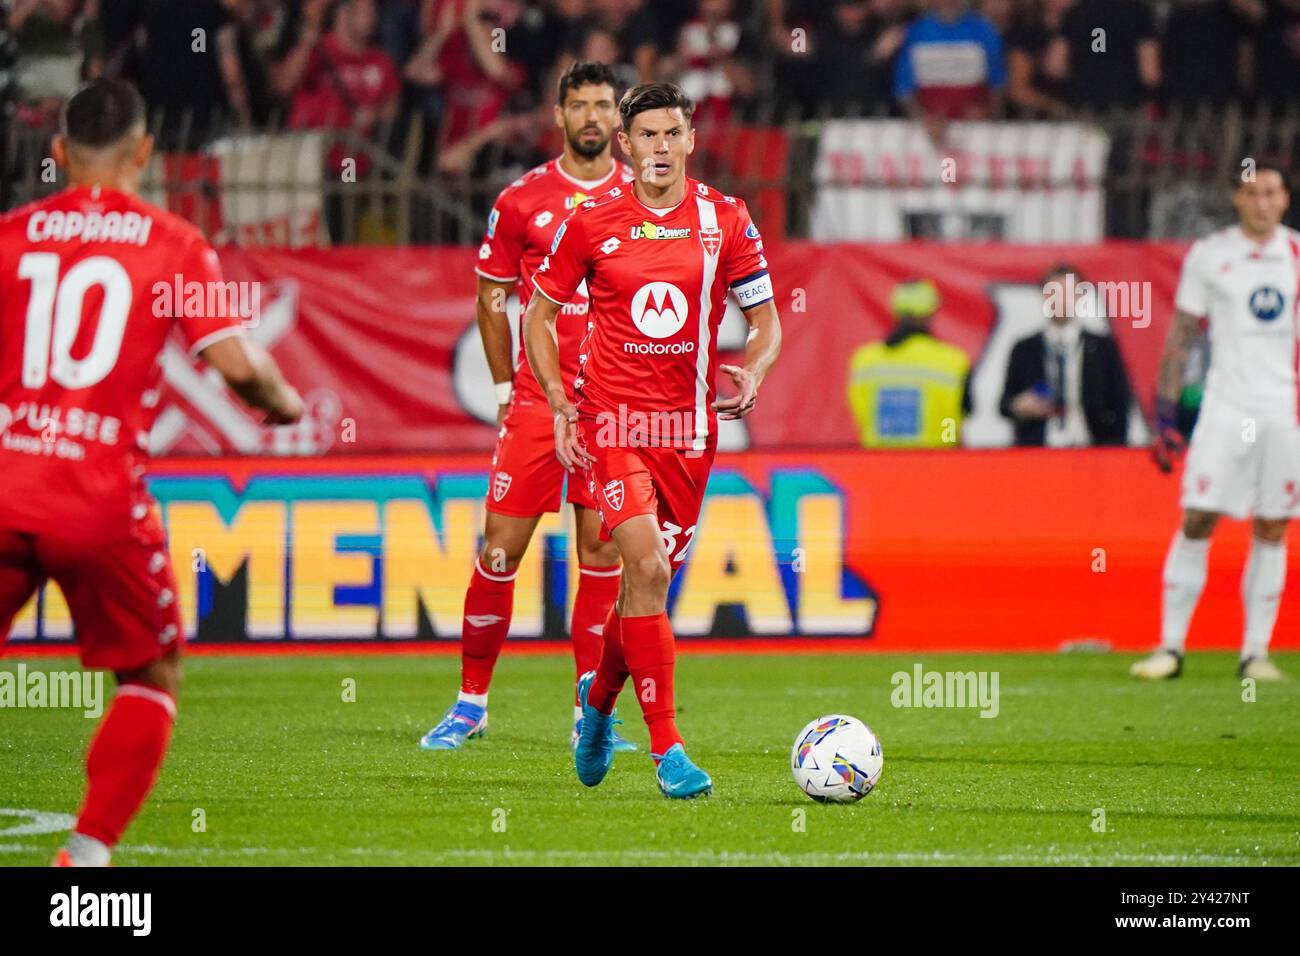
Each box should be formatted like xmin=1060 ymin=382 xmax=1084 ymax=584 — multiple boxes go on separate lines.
xmin=791 ymin=715 xmax=884 ymax=803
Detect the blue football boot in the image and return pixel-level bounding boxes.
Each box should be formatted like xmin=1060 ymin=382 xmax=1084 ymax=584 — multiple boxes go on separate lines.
xmin=418 ymin=700 xmax=487 ymax=750
xmin=572 ymin=715 xmax=638 ymax=753
xmin=654 ymin=743 xmax=712 ymax=799
xmin=574 ymin=671 xmax=621 ymax=786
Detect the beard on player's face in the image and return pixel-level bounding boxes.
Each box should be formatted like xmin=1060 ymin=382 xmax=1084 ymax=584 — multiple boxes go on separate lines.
xmin=567 ymin=125 xmax=611 ymax=160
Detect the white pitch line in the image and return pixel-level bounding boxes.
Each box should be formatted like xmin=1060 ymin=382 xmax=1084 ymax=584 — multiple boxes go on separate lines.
xmin=0 ymin=843 xmax=1288 ymax=866
xmin=0 ymin=808 xmax=77 ymax=837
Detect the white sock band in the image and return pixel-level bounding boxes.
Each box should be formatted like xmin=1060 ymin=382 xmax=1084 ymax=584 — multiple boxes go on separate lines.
xmin=1161 ymin=531 xmax=1210 ymax=653
xmin=66 ymin=831 xmax=111 ymax=867
xmin=1242 ymin=536 xmax=1286 ymax=660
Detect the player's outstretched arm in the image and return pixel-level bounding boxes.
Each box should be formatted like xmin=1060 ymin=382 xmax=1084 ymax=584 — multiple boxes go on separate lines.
xmin=1151 ymin=308 xmax=1200 ymax=471
xmin=476 ymin=275 xmax=518 ymax=423
xmin=201 ymin=333 xmax=304 ymax=426
xmin=714 ymin=300 xmax=782 ymax=420
xmin=522 ymin=290 xmax=591 ymax=471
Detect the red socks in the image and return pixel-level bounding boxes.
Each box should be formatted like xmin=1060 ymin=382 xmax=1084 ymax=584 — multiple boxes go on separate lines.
xmin=460 ymin=558 xmax=516 ymax=695
xmin=588 ymin=604 xmax=630 ymax=714
xmin=75 ymin=684 xmax=176 ymax=848
xmin=620 ymin=612 xmax=682 ymax=758
xmin=571 ymin=564 xmax=621 ymax=691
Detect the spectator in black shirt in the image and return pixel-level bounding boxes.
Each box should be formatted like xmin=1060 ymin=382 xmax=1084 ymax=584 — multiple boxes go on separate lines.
xmin=1253 ymin=0 xmax=1300 ymax=108
xmin=1061 ymin=0 xmax=1160 ymax=113
xmin=1006 ymin=0 xmax=1072 ymax=117
xmin=815 ymin=0 xmax=909 ymax=116
xmin=1163 ymin=0 xmax=1253 ymax=110
xmin=580 ymin=0 xmax=660 ymax=82
xmin=139 ymin=0 xmax=252 ymax=147
xmin=768 ymin=0 xmax=824 ymax=119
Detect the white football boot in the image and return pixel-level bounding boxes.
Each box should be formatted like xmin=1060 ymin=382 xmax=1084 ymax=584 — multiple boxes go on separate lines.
xmin=1129 ymin=648 xmax=1183 ymax=679
xmin=1237 ymin=656 xmax=1288 ymax=682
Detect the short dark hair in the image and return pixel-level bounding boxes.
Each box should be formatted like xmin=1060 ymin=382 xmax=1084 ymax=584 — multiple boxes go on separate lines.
xmin=62 ymin=79 xmax=145 ymax=149
xmin=1041 ymin=262 xmax=1082 ymax=285
xmin=557 ymin=61 xmax=620 ymax=104
xmin=1237 ymin=160 xmax=1291 ymax=192
xmin=619 ymin=82 xmax=693 ymax=131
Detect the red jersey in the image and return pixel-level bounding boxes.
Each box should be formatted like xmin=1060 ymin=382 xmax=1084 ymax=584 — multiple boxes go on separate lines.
xmin=287 ymin=35 xmax=401 ymax=131
xmin=532 ymin=179 xmax=773 ymax=451
xmin=0 ymin=187 xmax=242 ymax=539
xmin=475 ymin=158 xmax=633 ymax=409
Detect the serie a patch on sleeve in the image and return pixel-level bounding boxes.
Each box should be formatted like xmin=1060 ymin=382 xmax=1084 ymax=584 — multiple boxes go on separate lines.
xmin=732 ymin=271 xmax=773 ymax=308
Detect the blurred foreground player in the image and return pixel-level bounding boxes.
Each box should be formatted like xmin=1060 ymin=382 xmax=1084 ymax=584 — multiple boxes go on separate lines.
xmin=0 ymin=80 xmax=303 ymax=865
xmin=1135 ymin=164 xmax=1298 ymax=681
xmin=523 ymin=82 xmax=782 ymax=797
xmin=419 ymin=63 xmax=638 ymax=752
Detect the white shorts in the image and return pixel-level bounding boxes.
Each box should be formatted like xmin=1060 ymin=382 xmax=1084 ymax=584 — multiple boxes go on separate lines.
xmin=1181 ymin=407 xmax=1300 ymax=519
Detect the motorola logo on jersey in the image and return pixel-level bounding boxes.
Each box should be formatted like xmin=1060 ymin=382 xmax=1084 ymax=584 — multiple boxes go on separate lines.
xmin=1248 ymin=286 xmax=1284 ymax=321
xmin=630 ymin=281 xmax=689 ymax=339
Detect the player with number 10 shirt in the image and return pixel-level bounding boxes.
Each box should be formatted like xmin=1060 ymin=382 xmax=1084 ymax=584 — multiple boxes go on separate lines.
xmin=0 ymin=80 xmax=302 ymax=867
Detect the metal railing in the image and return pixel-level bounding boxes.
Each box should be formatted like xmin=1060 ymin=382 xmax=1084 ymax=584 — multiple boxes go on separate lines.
xmin=4 ymin=101 xmax=1296 ymax=244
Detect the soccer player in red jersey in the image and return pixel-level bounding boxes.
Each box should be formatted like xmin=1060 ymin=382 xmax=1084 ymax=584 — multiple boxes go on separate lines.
xmin=0 ymin=80 xmax=303 ymax=866
xmin=419 ymin=63 xmax=640 ymax=751
xmin=523 ymin=82 xmax=782 ymax=797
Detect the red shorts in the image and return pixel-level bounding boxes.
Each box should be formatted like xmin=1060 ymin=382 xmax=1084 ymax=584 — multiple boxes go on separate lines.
xmin=580 ymin=425 xmax=716 ymax=571
xmin=486 ymin=402 xmax=596 ymax=516
xmin=0 ymin=504 xmax=183 ymax=672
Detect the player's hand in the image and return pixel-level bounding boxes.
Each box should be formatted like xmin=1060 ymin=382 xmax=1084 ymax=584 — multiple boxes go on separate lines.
xmin=552 ymin=401 xmax=593 ymax=472
xmin=1011 ymin=390 xmax=1055 ymax=420
xmin=1151 ymin=396 xmax=1186 ymax=474
xmin=496 ymin=403 xmax=510 ymax=426
xmin=265 ymin=385 xmax=304 ymax=426
xmin=713 ymin=364 xmax=758 ymax=420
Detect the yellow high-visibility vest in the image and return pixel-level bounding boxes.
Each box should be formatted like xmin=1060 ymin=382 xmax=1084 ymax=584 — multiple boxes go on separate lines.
xmin=847 ymin=334 xmax=970 ymax=448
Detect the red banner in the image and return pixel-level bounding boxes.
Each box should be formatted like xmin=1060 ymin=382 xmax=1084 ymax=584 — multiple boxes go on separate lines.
xmin=151 ymin=243 xmax=1189 ymax=455
xmin=8 ymin=448 xmax=1294 ymax=651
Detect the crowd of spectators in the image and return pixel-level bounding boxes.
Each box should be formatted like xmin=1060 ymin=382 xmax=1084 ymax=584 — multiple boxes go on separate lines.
xmin=5 ymin=0 xmax=1299 ymax=170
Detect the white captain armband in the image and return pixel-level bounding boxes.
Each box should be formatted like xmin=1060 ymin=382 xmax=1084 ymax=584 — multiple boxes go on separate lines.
xmin=732 ymin=271 xmax=773 ymax=309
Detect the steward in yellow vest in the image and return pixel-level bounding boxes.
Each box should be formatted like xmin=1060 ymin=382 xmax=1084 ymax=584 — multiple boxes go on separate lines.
xmin=847 ymin=279 xmax=970 ymax=448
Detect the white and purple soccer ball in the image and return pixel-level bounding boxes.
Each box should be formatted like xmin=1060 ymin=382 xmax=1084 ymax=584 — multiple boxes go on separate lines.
xmin=791 ymin=715 xmax=884 ymax=803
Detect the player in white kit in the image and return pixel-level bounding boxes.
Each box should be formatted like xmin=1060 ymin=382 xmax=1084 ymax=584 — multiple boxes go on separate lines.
xmin=1134 ymin=163 xmax=1298 ymax=681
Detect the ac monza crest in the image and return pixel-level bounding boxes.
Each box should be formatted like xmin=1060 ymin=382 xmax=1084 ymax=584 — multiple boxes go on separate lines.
xmin=493 ymin=471 xmax=513 ymax=502
xmin=603 ymin=479 xmax=625 ymax=511
xmin=699 ymin=226 xmax=722 ymax=257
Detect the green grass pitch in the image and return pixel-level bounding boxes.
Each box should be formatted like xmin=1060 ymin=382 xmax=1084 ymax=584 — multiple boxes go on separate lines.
xmin=2 ymin=651 xmax=1297 ymax=866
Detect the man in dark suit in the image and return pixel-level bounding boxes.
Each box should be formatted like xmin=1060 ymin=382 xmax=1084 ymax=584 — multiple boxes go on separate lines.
xmin=1000 ymin=264 xmax=1132 ymax=447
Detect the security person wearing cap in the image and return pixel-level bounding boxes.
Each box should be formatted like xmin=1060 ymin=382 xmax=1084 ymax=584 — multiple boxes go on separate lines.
xmin=847 ymin=279 xmax=971 ymax=448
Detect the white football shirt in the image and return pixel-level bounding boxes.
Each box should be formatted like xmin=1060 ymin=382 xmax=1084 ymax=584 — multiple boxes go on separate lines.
xmin=1174 ymin=225 xmax=1300 ymax=423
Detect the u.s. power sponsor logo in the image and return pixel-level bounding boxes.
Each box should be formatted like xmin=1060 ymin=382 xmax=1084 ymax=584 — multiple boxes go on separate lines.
xmin=630 ymin=222 xmax=690 ymax=240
